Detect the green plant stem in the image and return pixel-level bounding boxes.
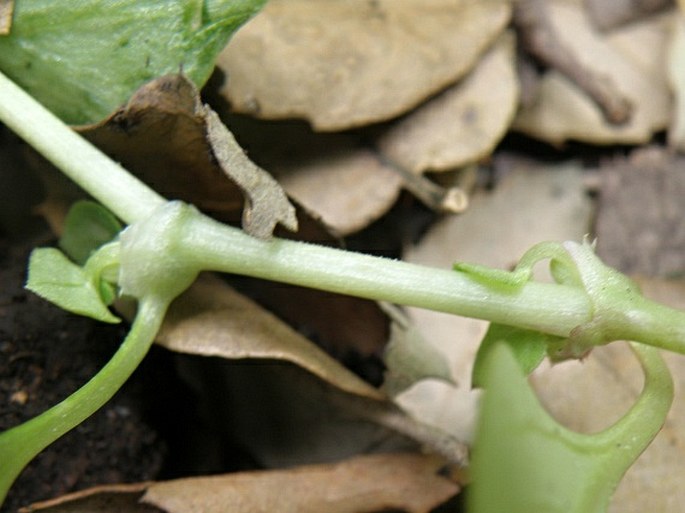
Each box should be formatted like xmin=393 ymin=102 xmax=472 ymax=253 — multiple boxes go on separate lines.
xmin=178 ymin=208 xmax=593 ymax=338
xmin=0 ymin=70 xmax=164 ymax=224
xmin=0 ymin=297 xmax=167 ymax=503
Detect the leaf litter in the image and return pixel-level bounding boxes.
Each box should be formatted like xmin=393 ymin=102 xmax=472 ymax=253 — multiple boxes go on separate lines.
xmin=10 ymin=0 xmax=685 ymax=510
xmin=23 ymin=454 xmax=458 ymax=513
xmin=218 ymin=0 xmax=512 ymax=130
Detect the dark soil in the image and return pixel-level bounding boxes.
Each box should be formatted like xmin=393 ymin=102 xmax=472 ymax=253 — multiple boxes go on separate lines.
xmin=0 ymin=236 xmax=167 ymax=512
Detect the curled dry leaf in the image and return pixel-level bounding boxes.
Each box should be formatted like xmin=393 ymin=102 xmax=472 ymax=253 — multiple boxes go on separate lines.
xmin=377 ymin=32 xmax=519 ymax=173
xmin=82 ymin=74 xmax=296 ymax=238
xmin=218 ymin=0 xmax=512 ymax=130
xmin=513 ymin=3 xmax=672 ymax=144
xmin=156 ymin=274 xmax=385 ymax=401
xmin=203 ymin=107 xmax=297 ymax=238
xmin=214 ymin=114 xmax=404 ymax=235
xmin=24 ymin=455 xmax=458 ymax=513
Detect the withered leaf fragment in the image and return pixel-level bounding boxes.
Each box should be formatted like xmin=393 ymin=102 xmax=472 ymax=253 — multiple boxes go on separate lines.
xmin=82 ymin=75 xmax=296 ymax=239
xmin=203 ymin=107 xmax=298 ymax=238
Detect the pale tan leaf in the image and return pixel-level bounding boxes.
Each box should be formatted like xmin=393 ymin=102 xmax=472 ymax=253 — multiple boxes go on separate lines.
xmin=156 ymin=274 xmax=385 ymax=401
xmin=513 ymin=4 xmax=672 ymax=144
xmin=143 ymin=454 xmax=458 ymax=513
xmin=218 ymin=0 xmax=512 ymax=130
xmin=274 ymin=147 xmax=403 ymax=236
xmin=378 ymin=32 xmax=519 ymax=173
xmin=23 ymin=455 xmax=459 ymax=513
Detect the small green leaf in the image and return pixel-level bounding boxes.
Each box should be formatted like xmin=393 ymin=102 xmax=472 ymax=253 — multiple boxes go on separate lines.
xmin=471 ymin=323 xmax=553 ymax=388
xmin=59 ymin=200 xmax=122 ymax=265
xmin=453 ymin=261 xmax=530 ymax=289
xmin=0 ymin=0 xmax=267 ymax=124
xmin=26 ymin=248 xmax=120 ymax=323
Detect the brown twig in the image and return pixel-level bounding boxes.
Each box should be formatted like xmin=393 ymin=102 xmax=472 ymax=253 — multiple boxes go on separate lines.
xmin=514 ymin=0 xmax=634 ymax=125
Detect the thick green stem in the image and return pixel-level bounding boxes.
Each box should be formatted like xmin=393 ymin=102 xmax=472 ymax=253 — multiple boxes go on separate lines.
xmin=0 ymin=297 xmax=167 ymax=503
xmin=177 ymin=208 xmax=592 ymax=338
xmin=0 ymin=70 xmax=164 ymax=224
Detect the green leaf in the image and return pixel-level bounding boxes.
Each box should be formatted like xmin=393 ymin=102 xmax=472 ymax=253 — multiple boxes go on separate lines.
xmin=59 ymin=200 xmax=122 ymax=265
xmin=471 ymin=323 xmax=553 ymax=388
xmin=26 ymin=248 xmax=120 ymax=323
xmin=468 ymin=343 xmax=673 ymax=513
xmin=0 ymin=0 xmax=267 ymax=124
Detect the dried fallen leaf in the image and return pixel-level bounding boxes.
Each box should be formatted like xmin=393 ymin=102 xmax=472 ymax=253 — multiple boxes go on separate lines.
xmin=191 ymin=359 xmax=467 ymax=468
xmin=156 ymin=274 xmax=385 ymax=401
xmin=24 ymin=454 xmax=459 ymax=513
xmin=82 ymin=75 xmax=296 ymax=238
xmin=513 ymin=3 xmax=672 ymax=144
xmin=595 ymin=147 xmax=685 ymax=277
xmin=378 ymin=31 xmax=519 ymax=173
xmin=204 ymin=112 xmax=407 ymax=235
xmin=218 ymin=0 xmax=512 ymax=130
xmin=144 ymin=454 xmax=458 ymax=513
xmin=203 ymin=107 xmax=297 ymax=238
xmin=274 ymin=147 xmax=403 ymax=236
xmin=381 ymin=304 xmax=455 ymax=397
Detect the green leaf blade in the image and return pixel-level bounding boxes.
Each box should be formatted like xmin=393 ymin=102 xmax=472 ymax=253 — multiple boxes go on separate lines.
xmin=0 ymin=0 xmax=267 ymax=124
xmin=471 ymin=323 xmax=551 ymax=388
xmin=26 ymin=248 xmax=120 ymax=323
xmin=59 ymin=200 xmax=122 ymax=265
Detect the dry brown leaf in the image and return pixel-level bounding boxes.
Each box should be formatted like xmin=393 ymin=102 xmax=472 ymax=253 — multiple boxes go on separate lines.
xmin=24 ymin=455 xmax=458 ymax=513
xmin=218 ymin=0 xmax=512 ymax=131
xmin=82 ymin=75 xmax=296 ymax=238
xmin=513 ymin=3 xmax=672 ymax=144
xmin=143 ymin=454 xmax=458 ymax=513
xmin=203 ymin=107 xmax=297 ymax=238
xmin=378 ymin=32 xmax=519 ymax=173
xmin=202 ymin=113 xmax=405 ymax=236
xmin=189 ymin=358 xmax=467 ymax=467
xmin=274 ymin=147 xmax=403 ymax=236
xmin=156 ymin=273 xmax=385 ymax=401
xmin=595 ymin=147 xmax=685 ymax=277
